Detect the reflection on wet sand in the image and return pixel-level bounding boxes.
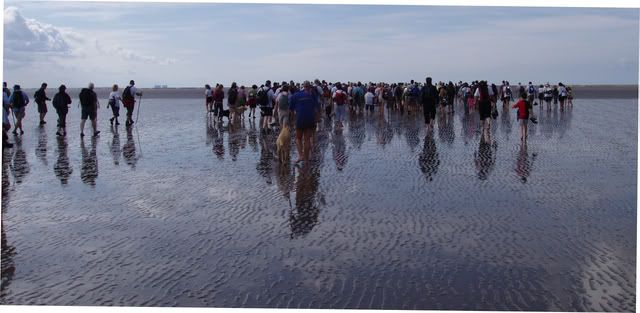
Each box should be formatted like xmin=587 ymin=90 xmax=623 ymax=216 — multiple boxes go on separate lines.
xmin=11 ymin=137 xmax=29 ymax=185
xmin=122 ymin=127 xmax=138 ymax=169
xmin=331 ymin=129 xmax=348 ymax=171
xmin=515 ymin=143 xmax=537 ymax=183
xmin=419 ymin=134 xmax=439 ymax=182
xmin=474 ymin=139 xmax=497 ymax=181
xmin=290 ymin=162 xmax=321 ymax=239
xmin=54 ymin=136 xmax=72 ymax=185
xmin=109 ymin=126 xmax=122 ymax=166
xmin=80 ymin=137 xmax=98 ymax=186
xmin=35 ymin=127 xmax=47 ymax=166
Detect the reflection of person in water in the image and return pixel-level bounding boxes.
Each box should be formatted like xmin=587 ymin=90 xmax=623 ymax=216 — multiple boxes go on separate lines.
xmin=11 ymin=137 xmax=29 ymax=184
xmin=347 ymin=113 xmax=365 ymax=150
xmin=122 ymin=126 xmax=138 ymax=169
xmin=54 ymin=136 xmax=72 ymax=185
xmin=35 ymin=126 xmax=47 ymax=166
xmin=419 ymin=134 xmax=440 ymax=182
xmin=80 ymin=137 xmax=98 ymax=186
xmin=332 ymin=128 xmax=348 ymax=171
xmin=109 ymin=127 xmax=122 ymax=166
xmin=247 ymin=118 xmax=258 ymax=152
xmin=515 ymin=142 xmax=537 ymax=183
xmin=474 ymin=139 xmax=497 ymax=181
xmin=290 ymin=163 xmax=320 ymax=239
xmin=2 ymin=150 xmax=11 ymax=199
xmin=228 ymin=122 xmax=241 ymax=162
xmin=213 ymin=123 xmax=225 ymax=160
xmin=275 ymin=159 xmax=294 ymax=203
xmin=256 ymin=131 xmax=274 ymax=185
xmin=437 ymin=112 xmax=455 ymax=146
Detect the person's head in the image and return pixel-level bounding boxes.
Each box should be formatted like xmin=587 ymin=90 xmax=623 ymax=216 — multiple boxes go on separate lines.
xmin=426 ymin=77 xmax=432 ymax=85
xmin=205 ymin=84 xmax=210 ymax=89
xmin=265 ymin=80 xmax=271 ymax=87
xmin=41 ymin=83 xmax=47 ymax=89
xmin=520 ymin=93 xmax=526 ymax=99
xmin=59 ymin=84 xmax=67 ymax=92
xmin=559 ymin=82 xmax=564 ymax=87
xmin=2 ymin=82 xmax=6 ymax=88
xmin=303 ymin=80 xmax=311 ymax=90
xmin=112 ymin=84 xmax=118 ymax=92
xmin=252 ymin=84 xmax=257 ymax=89
xmin=240 ymin=85 xmax=245 ymax=90
xmin=130 ymin=80 xmax=135 ymax=86
xmin=282 ymin=85 xmax=289 ymax=92
xmin=88 ymin=82 xmax=94 ymax=90
xmin=13 ymin=85 xmax=20 ymax=91
xmin=528 ymin=81 xmax=532 ymax=85
xmin=219 ymin=84 xmax=224 ymax=89
xmin=231 ymin=82 xmax=237 ymax=88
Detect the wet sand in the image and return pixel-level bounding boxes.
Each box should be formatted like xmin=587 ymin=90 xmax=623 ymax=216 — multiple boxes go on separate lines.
xmin=0 ymin=97 xmax=636 ymax=310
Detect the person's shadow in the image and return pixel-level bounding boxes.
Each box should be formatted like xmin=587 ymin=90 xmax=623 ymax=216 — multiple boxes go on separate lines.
xmin=11 ymin=137 xmax=29 ymax=185
xmin=474 ymin=138 xmax=497 ymax=181
xmin=35 ymin=126 xmax=47 ymax=166
xmin=515 ymin=142 xmax=537 ymax=183
xmin=122 ymin=126 xmax=138 ymax=169
xmin=109 ymin=126 xmax=122 ymax=166
xmin=289 ymin=163 xmax=321 ymax=239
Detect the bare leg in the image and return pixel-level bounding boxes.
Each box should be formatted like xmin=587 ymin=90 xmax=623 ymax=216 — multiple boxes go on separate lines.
xmin=80 ymin=119 xmax=86 ymax=135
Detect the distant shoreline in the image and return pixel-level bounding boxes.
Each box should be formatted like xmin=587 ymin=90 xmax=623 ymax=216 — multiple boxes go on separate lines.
xmin=19 ymin=84 xmax=638 ymax=100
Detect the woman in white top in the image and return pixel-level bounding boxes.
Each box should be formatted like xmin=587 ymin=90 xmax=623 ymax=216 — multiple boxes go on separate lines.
xmin=204 ymin=84 xmax=213 ymax=113
xmin=107 ymin=84 xmax=123 ymax=126
xmin=558 ymin=82 xmax=568 ymax=109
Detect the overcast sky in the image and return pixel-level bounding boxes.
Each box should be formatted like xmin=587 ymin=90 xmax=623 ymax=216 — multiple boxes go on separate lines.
xmin=2 ymin=1 xmax=639 ymax=88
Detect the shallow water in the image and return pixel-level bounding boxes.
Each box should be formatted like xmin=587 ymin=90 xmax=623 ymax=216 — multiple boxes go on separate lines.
xmin=1 ymin=98 xmax=636 ymax=311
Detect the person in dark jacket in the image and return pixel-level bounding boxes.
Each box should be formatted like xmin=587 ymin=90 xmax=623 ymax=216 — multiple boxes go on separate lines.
xmin=52 ymin=85 xmax=72 ymax=137
xmin=34 ymin=83 xmax=51 ymax=125
xmin=79 ymin=82 xmax=100 ymax=137
xmin=421 ymin=77 xmax=438 ymax=131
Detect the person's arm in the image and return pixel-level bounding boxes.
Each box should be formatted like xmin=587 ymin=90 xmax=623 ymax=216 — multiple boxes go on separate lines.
xmin=24 ymin=92 xmax=29 ymax=105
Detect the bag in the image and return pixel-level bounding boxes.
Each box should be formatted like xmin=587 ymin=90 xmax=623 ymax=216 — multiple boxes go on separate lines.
xmin=228 ymin=88 xmax=238 ymax=104
xmin=122 ymin=86 xmax=134 ymax=102
xmin=278 ymin=93 xmax=289 ymax=111
xmin=12 ymin=91 xmax=25 ymax=108
xmin=257 ymin=87 xmax=269 ymax=106
xmin=248 ymin=90 xmax=257 ymax=100
xmin=335 ymin=91 xmax=346 ymax=105
xmin=528 ymin=85 xmax=535 ymax=94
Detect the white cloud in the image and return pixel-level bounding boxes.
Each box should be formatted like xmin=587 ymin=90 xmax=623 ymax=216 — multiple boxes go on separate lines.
xmin=3 ymin=6 xmax=72 ymax=56
xmin=94 ymin=40 xmax=176 ymax=65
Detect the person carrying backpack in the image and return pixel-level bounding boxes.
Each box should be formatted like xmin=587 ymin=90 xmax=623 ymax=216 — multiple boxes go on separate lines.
xmin=527 ymin=82 xmax=536 ymax=105
xmin=79 ymin=82 xmax=100 ymax=137
xmin=421 ymin=77 xmax=438 ymax=130
xmin=34 ymin=82 xmax=51 ymax=126
xmin=474 ymin=81 xmax=494 ymax=142
xmin=276 ymin=85 xmax=290 ymax=127
xmin=52 ymin=84 xmax=72 ymax=136
xmin=122 ymin=80 xmax=142 ymax=127
xmin=333 ymin=83 xmax=347 ymax=128
xmin=9 ymin=85 xmax=29 ymax=135
xmin=258 ymin=80 xmax=274 ymax=131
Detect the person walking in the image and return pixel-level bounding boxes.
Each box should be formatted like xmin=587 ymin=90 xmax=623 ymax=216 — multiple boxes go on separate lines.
xmin=212 ymin=84 xmax=225 ymax=121
xmin=474 ymin=80 xmax=494 ymax=142
xmin=79 ymin=82 xmax=100 ymax=137
xmin=258 ymin=80 xmax=274 ymax=131
xmin=238 ymin=85 xmax=247 ymax=120
xmin=228 ymin=82 xmax=239 ymax=121
xmin=9 ymin=85 xmax=29 ymax=135
xmin=276 ymin=84 xmax=290 ymax=127
xmin=34 ymin=83 xmax=51 ymax=126
xmin=512 ymin=93 xmax=533 ymax=142
xmin=107 ymin=84 xmax=122 ymax=126
xmin=122 ymin=80 xmax=142 ymax=127
xmin=333 ymin=83 xmax=347 ymax=127
xmin=52 ymin=84 xmax=72 ymax=137
xmin=289 ymin=81 xmax=320 ymax=166
xmin=248 ymin=85 xmax=258 ymax=119
xmin=421 ymin=77 xmax=438 ymax=131
xmin=204 ymin=84 xmax=213 ymax=113
xmin=2 ymin=83 xmax=12 ymax=148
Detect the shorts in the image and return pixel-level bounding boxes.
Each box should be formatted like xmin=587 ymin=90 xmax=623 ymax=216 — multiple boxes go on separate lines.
xmin=559 ymin=96 xmax=567 ymax=102
xmin=478 ymin=100 xmax=491 ymax=121
xmin=13 ymin=106 xmax=25 ymax=119
xmin=296 ymin=120 xmax=316 ymax=131
xmin=260 ymin=106 xmax=273 ymax=116
xmin=519 ymin=118 xmax=529 ymax=126
xmin=423 ymin=103 xmax=436 ymax=124
xmin=111 ymin=105 xmax=120 ymax=117
xmin=37 ymin=102 xmax=47 ymax=114
xmin=206 ymin=96 xmax=213 ymax=104
xmin=81 ymin=107 xmax=97 ymax=120
xmin=335 ymin=104 xmax=346 ymax=121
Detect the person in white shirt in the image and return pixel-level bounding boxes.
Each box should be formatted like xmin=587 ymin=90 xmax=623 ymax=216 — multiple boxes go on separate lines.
xmin=364 ymin=90 xmax=375 ymax=113
xmin=107 ymin=84 xmax=123 ymax=126
xmin=204 ymin=84 xmax=213 ymax=113
xmin=558 ymin=82 xmax=568 ymax=109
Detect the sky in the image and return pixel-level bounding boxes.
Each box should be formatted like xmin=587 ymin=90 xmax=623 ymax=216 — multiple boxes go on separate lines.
xmin=2 ymin=0 xmax=639 ymax=88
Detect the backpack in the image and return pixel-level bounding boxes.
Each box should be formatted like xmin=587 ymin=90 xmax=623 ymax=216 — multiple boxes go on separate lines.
xmin=335 ymin=91 xmax=346 ymax=105
xmin=228 ymin=88 xmax=238 ymax=103
xmin=528 ymin=85 xmax=535 ymax=94
xmin=257 ymin=87 xmax=269 ymax=106
xmin=122 ymin=86 xmax=134 ymax=101
xmin=248 ymin=89 xmax=257 ymax=100
xmin=278 ymin=93 xmax=289 ymax=111
xmin=12 ymin=91 xmax=25 ymax=107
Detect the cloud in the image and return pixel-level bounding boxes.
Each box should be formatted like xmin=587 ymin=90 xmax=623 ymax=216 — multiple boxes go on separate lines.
xmin=94 ymin=40 xmax=176 ymax=65
xmin=3 ymin=6 xmax=72 ymax=56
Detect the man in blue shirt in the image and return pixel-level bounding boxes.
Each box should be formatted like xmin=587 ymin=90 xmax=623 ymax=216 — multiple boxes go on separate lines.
xmin=289 ymin=80 xmax=320 ymax=166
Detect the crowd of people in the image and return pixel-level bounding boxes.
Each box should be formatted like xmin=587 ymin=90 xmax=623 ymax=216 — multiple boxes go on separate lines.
xmin=2 ymin=77 xmax=573 ymax=165
xmin=201 ymin=78 xmax=574 ymax=163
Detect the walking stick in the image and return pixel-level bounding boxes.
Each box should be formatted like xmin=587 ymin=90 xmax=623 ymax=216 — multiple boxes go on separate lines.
xmin=135 ymin=94 xmax=142 ymax=124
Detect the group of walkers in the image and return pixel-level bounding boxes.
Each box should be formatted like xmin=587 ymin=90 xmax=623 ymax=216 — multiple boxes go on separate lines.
xmin=2 ymin=80 xmax=142 ymax=149
xmin=203 ymin=78 xmax=574 ymax=157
